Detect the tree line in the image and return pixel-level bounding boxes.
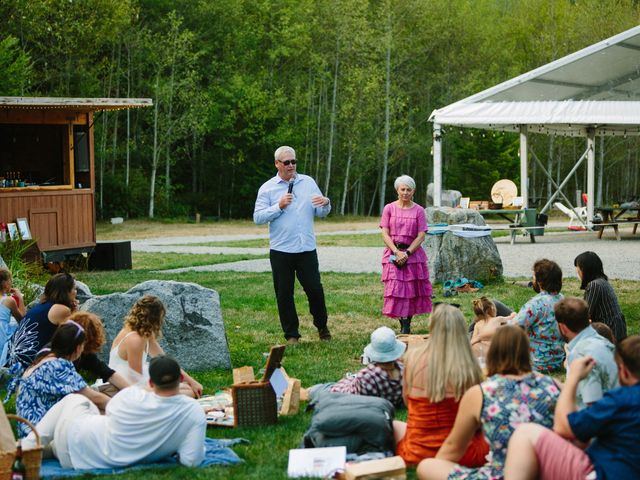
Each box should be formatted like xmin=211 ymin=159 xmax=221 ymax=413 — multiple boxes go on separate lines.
xmin=1 ymin=0 xmax=639 ymax=219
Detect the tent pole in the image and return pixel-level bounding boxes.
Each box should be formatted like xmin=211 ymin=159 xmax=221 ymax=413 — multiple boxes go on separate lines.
xmin=433 ymin=123 xmax=442 ymax=207
xmin=586 ymin=128 xmax=595 ymax=226
xmin=520 ymin=125 xmax=528 ymax=208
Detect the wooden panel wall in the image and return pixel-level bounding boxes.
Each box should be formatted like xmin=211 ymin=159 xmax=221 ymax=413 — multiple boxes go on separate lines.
xmin=0 ymin=190 xmax=95 ymax=251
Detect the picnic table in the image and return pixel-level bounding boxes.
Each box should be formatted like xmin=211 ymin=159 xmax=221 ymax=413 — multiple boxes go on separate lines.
xmin=478 ymin=208 xmax=541 ymax=245
xmin=595 ymin=204 xmax=640 ymax=241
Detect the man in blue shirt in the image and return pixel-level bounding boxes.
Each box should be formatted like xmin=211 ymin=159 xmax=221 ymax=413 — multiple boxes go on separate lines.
xmin=555 ymin=297 xmax=618 ymax=409
xmin=504 ymin=335 xmax=640 ymax=480
xmin=254 ymin=146 xmax=331 ymax=344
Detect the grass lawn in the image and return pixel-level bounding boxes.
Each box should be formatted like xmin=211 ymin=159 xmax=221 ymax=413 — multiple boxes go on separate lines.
xmin=8 ymin=221 xmax=639 ymax=479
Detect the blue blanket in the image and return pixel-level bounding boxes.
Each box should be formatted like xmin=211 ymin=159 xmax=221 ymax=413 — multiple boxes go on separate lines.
xmin=40 ymin=438 xmax=247 ymax=479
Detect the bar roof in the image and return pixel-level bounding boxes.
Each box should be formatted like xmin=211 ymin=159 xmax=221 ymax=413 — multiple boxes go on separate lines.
xmin=0 ymin=97 xmax=153 ymax=112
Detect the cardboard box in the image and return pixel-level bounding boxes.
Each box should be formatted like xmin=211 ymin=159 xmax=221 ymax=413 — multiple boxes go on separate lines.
xmin=343 ymin=456 xmax=406 ymax=480
xmin=279 ymin=370 xmax=301 ymax=416
xmin=396 ymin=334 xmax=429 ymax=352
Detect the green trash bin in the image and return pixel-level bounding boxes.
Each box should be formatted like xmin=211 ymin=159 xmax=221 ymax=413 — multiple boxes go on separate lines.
xmin=522 ymin=208 xmax=545 ymax=236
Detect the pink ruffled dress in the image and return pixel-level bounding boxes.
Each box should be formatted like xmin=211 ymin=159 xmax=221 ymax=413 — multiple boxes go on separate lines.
xmin=380 ymin=202 xmax=432 ymax=318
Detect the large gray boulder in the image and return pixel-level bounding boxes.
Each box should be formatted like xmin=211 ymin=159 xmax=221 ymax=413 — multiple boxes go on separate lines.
xmin=75 ymin=280 xmax=93 ymax=304
xmin=426 ymin=207 xmax=503 ymax=283
xmin=81 ymin=280 xmax=231 ymax=371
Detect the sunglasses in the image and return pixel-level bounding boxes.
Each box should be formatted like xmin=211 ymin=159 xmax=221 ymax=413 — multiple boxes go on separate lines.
xmin=277 ymin=159 xmax=297 ymax=166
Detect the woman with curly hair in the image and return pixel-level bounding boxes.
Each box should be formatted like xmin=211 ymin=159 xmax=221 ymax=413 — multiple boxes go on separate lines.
xmin=69 ymin=312 xmax=130 ymax=395
xmin=108 ymin=295 xmax=202 ymax=398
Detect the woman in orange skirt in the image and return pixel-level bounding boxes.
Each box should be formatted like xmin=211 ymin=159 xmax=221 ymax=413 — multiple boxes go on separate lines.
xmin=394 ymin=304 xmax=488 ymax=466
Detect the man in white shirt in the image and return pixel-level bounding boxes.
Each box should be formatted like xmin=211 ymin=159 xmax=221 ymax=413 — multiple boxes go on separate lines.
xmin=23 ymin=355 xmax=206 ymax=469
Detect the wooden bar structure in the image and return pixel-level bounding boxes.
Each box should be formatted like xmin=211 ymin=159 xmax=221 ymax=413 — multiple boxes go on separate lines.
xmin=0 ymin=97 xmax=152 ymax=261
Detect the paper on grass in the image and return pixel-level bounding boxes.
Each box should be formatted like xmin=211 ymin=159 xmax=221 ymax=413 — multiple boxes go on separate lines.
xmin=269 ymin=367 xmax=289 ymax=398
xmin=287 ymin=446 xmax=346 ymax=478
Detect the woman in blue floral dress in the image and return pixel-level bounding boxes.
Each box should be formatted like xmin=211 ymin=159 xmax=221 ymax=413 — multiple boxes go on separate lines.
xmin=418 ymin=326 xmax=560 ymax=480
xmin=13 ymin=321 xmax=110 ymax=437
xmin=512 ymin=259 xmax=565 ymax=372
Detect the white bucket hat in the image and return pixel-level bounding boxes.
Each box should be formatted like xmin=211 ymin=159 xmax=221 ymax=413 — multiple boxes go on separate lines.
xmin=363 ymin=326 xmax=407 ymax=363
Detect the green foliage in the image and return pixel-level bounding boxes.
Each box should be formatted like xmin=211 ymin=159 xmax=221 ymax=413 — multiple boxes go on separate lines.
xmin=445 ymin=130 xmax=521 ymax=199
xmin=0 ymin=35 xmax=31 ymax=95
xmin=0 ymin=240 xmax=47 ymax=305
xmin=101 ymin=168 xmax=150 ymax=219
xmin=2 ymin=0 xmax=640 ymax=218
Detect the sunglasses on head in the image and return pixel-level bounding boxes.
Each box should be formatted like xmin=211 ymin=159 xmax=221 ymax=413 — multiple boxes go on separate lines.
xmin=65 ymin=319 xmax=85 ymax=339
xmin=277 ymin=159 xmax=297 ymax=166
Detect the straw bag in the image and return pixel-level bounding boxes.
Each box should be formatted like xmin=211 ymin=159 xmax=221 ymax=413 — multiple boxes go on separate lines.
xmin=0 ymin=415 xmax=42 ymax=480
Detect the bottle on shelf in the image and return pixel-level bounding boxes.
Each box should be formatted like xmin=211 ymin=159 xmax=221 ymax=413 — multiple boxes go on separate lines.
xmin=11 ymin=440 xmax=26 ymax=480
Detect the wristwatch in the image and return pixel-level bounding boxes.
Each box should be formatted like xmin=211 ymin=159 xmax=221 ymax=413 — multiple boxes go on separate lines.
xmin=405 ymin=249 xmax=411 ymax=256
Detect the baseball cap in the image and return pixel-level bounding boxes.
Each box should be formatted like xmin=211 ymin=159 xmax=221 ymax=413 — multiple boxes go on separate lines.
xmin=149 ymin=355 xmax=181 ymax=387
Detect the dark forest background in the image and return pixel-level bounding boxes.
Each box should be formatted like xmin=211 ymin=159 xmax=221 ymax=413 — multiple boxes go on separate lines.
xmin=1 ymin=0 xmax=639 ymax=219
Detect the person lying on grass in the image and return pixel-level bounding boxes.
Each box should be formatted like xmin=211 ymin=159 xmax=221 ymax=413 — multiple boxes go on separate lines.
xmin=108 ymin=295 xmax=202 ymax=398
xmin=23 ymin=355 xmax=206 ymax=469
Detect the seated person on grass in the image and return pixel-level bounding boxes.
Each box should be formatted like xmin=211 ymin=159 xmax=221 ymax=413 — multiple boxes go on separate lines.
xmin=305 ymin=326 xmax=406 ymax=408
xmin=555 ymin=297 xmax=618 ymax=409
xmin=590 ymin=321 xmax=615 ymax=344
xmin=511 ymin=259 xmax=565 ymax=372
xmin=504 ymin=335 xmax=640 ymax=480
xmin=0 ymin=268 xmax=25 ymax=365
xmin=108 ymin=295 xmax=202 ymax=398
xmin=469 ymin=296 xmax=513 ymax=360
xmin=395 ymin=304 xmax=488 ymax=467
xmin=12 ymin=321 xmax=110 ymax=437
xmin=23 ymin=355 xmax=206 ymax=469
xmin=67 ymin=312 xmax=131 ymax=396
xmin=418 ymin=326 xmax=560 ymax=480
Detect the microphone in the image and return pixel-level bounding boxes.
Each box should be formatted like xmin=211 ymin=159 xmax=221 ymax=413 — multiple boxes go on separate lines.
xmin=287 ymin=176 xmax=295 ymax=194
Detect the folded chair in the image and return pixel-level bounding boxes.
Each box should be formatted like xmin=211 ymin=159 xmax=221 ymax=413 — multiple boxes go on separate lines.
xmin=554 ymin=202 xmax=588 ymax=229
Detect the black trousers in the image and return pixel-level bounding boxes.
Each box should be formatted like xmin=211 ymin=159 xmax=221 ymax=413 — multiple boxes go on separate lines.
xmin=269 ymin=249 xmax=328 ymax=339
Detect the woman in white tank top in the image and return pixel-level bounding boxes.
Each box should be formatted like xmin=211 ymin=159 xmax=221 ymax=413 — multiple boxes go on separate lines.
xmin=108 ymin=295 xmax=203 ymax=397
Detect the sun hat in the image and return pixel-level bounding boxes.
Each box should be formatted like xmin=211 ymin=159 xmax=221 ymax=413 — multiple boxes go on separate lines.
xmin=363 ymin=326 xmax=407 ymax=363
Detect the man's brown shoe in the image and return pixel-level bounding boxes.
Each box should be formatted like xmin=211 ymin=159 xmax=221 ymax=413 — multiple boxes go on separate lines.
xmin=287 ymin=337 xmax=299 ymax=345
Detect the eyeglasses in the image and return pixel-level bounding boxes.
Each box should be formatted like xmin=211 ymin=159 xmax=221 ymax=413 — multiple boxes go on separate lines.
xmin=277 ymin=159 xmax=297 ymax=166
xmin=65 ymin=319 xmax=85 ymax=338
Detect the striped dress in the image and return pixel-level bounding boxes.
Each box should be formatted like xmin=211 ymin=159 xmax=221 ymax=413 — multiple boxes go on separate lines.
xmin=584 ymin=277 xmax=627 ymax=342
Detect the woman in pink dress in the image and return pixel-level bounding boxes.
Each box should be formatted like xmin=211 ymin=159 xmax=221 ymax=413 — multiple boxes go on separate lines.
xmin=380 ymin=175 xmax=432 ymax=334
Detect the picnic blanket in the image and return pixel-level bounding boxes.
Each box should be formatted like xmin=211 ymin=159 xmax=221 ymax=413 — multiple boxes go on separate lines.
xmin=40 ymin=437 xmax=247 ymax=479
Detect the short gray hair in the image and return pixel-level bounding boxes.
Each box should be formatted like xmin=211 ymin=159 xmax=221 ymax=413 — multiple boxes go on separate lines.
xmin=274 ymin=146 xmax=296 ymax=161
xmin=394 ymin=175 xmax=416 ymax=190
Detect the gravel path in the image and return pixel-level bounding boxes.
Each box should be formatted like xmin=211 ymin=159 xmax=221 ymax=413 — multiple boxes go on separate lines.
xmin=131 ymin=225 xmax=640 ymax=280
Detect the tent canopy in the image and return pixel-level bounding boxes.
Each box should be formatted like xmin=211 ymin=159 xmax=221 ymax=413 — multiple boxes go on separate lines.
xmin=428 ymin=25 xmax=640 ymax=219
xmin=429 ymin=25 xmax=640 ymax=135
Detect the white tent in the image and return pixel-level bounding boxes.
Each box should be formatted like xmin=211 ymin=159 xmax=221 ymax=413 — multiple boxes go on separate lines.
xmin=429 ymin=25 xmax=640 ymax=225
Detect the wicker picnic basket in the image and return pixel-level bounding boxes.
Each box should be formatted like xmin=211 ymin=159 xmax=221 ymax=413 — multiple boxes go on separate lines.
xmin=0 ymin=414 xmax=42 ymax=480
